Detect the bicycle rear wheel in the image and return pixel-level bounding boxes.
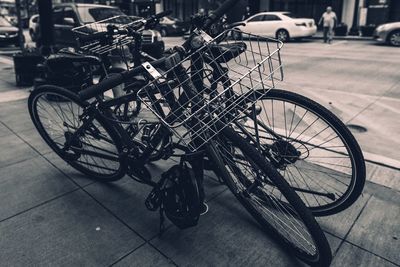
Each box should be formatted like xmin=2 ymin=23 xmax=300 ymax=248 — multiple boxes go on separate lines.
xmin=236 ymin=89 xmax=366 ymax=216
xmin=28 ymin=85 xmax=126 ymax=182
xmin=207 ymin=125 xmax=332 ymax=266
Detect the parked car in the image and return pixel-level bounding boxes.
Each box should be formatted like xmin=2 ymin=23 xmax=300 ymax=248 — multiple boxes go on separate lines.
xmin=35 ymin=4 xmax=165 ymax=57
xmin=374 ymin=22 xmax=400 ymax=47
xmin=155 ymin=15 xmax=187 ymax=36
xmin=0 ymin=16 xmax=20 ymax=46
xmin=236 ymin=12 xmax=317 ymax=42
xmin=29 ymin=14 xmax=39 ymax=42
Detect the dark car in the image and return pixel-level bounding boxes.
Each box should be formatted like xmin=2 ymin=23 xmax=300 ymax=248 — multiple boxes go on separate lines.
xmin=0 ymin=16 xmax=20 ymax=46
xmin=35 ymin=4 xmax=165 ymax=57
xmin=155 ymin=16 xmax=187 ymax=36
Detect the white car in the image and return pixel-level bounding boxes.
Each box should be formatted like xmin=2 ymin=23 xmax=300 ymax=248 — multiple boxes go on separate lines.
xmin=237 ymin=12 xmax=317 ymax=42
xmin=28 ymin=14 xmax=39 ymax=41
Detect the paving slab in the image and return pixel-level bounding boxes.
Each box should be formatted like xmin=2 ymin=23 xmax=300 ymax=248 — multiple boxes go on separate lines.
xmin=346 ymin=196 xmax=400 ymax=264
xmin=317 ymin=193 xmax=371 ymax=239
xmin=332 ymin=242 xmax=397 ymax=267
xmin=366 ymin=162 xmax=400 ymax=192
xmin=151 ymin=190 xmax=341 ymax=267
xmin=42 ymin=152 xmax=99 ymax=187
xmin=0 ymin=99 xmax=35 ymax=133
xmin=0 ymin=190 xmax=144 ymax=266
xmin=0 ymin=128 xmax=38 ymax=168
xmin=17 ymin=126 xmax=54 ymax=155
xmin=86 ymin=159 xmax=227 ymax=240
xmin=0 ymin=156 xmax=77 ymax=221
xmin=0 ymin=122 xmax=10 ymax=137
xmin=113 ymin=244 xmax=175 ymax=267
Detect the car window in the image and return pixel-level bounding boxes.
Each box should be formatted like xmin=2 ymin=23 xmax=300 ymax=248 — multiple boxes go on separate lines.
xmin=264 ymin=15 xmax=281 ymax=21
xmin=283 ymin=12 xmax=299 ymax=18
xmin=53 ymin=7 xmax=64 ymax=25
xmin=248 ymin=15 xmax=265 ymax=22
xmin=77 ymin=7 xmax=126 ymax=23
xmin=62 ymin=7 xmax=77 ymax=25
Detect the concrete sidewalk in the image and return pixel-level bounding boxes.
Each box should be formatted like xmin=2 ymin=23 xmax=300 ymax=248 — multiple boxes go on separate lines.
xmin=0 ymin=96 xmax=399 ymax=266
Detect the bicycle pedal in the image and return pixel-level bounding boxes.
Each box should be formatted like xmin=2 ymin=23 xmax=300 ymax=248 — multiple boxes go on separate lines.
xmin=145 ymin=189 xmax=161 ymax=211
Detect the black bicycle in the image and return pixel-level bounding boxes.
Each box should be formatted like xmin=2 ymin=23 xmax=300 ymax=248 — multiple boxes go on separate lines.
xmin=184 ymin=28 xmax=366 ymax=217
xmin=28 ymin=1 xmax=332 ymax=265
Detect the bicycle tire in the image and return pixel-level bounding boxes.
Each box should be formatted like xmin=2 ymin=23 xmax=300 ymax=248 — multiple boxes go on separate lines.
xmin=206 ymin=124 xmax=332 ymax=266
xmin=28 ymin=85 xmax=126 ymax=182
xmin=236 ymin=89 xmax=366 ymax=216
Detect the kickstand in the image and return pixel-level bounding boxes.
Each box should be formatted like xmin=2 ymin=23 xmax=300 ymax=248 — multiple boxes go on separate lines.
xmin=158 ymin=205 xmax=166 ymax=236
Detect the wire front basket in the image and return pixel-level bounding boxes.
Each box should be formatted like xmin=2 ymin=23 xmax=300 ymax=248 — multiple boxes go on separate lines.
xmin=72 ymin=15 xmax=139 ymax=55
xmin=137 ymin=29 xmax=284 ymax=151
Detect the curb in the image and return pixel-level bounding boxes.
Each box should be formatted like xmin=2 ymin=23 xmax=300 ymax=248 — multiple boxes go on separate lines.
xmin=310 ymin=36 xmax=373 ymax=41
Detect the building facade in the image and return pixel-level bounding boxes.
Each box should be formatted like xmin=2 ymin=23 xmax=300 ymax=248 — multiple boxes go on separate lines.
xmin=154 ymin=0 xmax=400 ymax=28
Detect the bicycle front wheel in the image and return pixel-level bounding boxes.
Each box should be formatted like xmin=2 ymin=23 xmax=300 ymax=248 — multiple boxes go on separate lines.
xmin=207 ymin=125 xmax=332 ymax=266
xmin=28 ymin=85 xmax=126 ymax=182
xmin=236 ymin=89 xmax=366 ymax=216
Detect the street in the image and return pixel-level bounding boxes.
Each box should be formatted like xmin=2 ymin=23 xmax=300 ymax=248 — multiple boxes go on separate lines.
xmin=0 ymin=36 xmax=400 ymax=266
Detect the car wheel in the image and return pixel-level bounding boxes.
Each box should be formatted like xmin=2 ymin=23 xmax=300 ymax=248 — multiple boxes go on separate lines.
xmin=160 ymin=28 xmax=168 ymax=37
xmin=388 ymin=30 xmax=400 ymax=47
xmin=276 ymin=29 xmax=289 ymax=42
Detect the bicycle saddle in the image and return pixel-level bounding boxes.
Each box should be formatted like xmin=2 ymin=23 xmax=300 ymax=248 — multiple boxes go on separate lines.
xmin=207 ymin=42 xmax=247 ymax=63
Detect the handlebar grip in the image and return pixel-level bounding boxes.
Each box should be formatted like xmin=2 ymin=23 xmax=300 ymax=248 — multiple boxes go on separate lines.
xmin=78 ymin=73 xmax=124 ymax=101
xmin=204 ymin=0 xmax=241 ymax=28
xmin=154 ymin=10 xmax=172 ymax=19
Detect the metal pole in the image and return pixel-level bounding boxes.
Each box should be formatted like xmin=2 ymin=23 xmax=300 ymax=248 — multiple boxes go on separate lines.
xmin=349 ymin=0 xmax=360 ymax=35
xmin=38 ymin=0 xmax=54 ymax=56
xmin=15 ymin=0 xmax=25 ymax=50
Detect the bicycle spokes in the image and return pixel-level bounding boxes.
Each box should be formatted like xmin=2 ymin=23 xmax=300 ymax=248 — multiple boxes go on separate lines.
xmin=35 ymin=92 xmax=121 ymax=175
xmin=239 ymin=97 xmax=354 ymax=210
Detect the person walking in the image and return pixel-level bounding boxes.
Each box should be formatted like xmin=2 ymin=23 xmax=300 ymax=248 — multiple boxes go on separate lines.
xmin=319 ymin=6 xmax=337 ymax=44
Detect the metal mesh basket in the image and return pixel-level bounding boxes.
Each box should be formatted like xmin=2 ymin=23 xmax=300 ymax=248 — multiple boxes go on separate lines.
xmin=137 ymin=29 xmax=284 ymax=151
xmin=72 ymin=15 xmax=139 ymax=55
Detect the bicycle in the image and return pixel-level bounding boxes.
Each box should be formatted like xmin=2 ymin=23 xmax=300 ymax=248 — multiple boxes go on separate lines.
xmin=28 ymin=0 xmax=332 ymax=265
xmin=180 ymin=28 xmax=366 ymax=216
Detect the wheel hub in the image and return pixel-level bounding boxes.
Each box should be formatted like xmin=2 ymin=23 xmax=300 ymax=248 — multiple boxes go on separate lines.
xmin=269 ymin=140 xmax=301 ymax=168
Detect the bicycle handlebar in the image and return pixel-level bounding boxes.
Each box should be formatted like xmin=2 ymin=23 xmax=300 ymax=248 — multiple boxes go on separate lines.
xmin=77 ymin=10 xmax=172 ymax=44
xmin=78 ymin=57 xmax=166 ymax=101
xmin=203 ymin=0 xmax=240 ymax=29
